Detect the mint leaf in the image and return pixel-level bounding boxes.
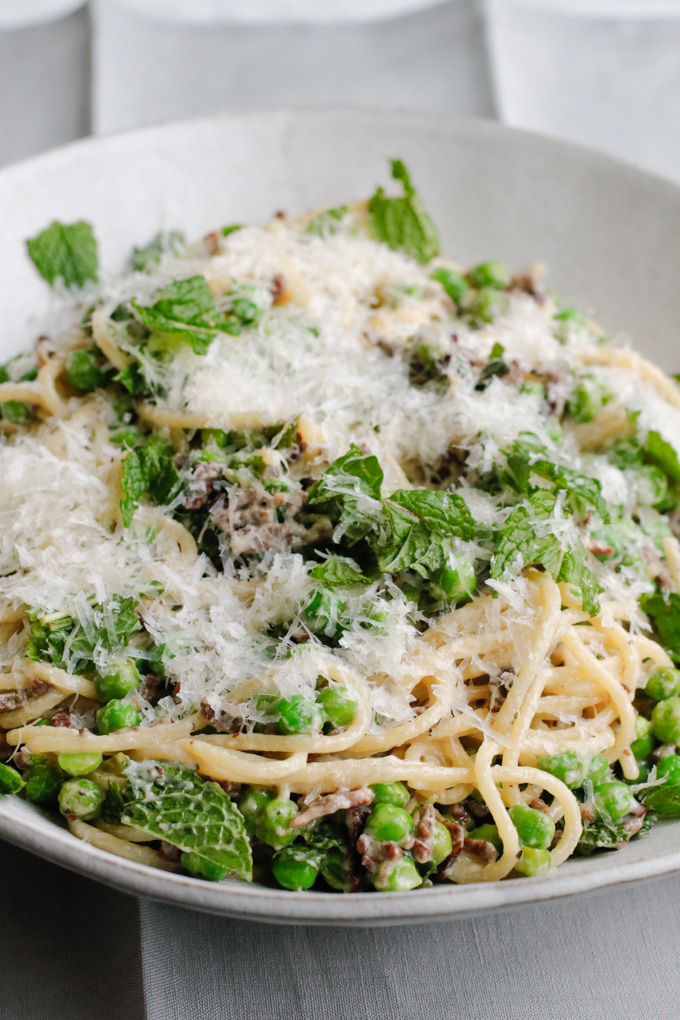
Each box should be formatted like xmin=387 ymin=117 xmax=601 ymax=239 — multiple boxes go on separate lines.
xmin=132 ymin=276 xmax=239 ymax=355
xmin=307 ymin=444 xmax=384 ymax=545
xmin=377 ymin=490 xmax=474 ymax=580
xmin=26 ymin=220 xmax=98 ymax=289
xmin=476 ymin=343 xmax=508 ymax=390
xmin=644 ymin=430 xmax=680 ymax=485
xmin=309 ymin=557 xmax=369 ymax=588
xmin=557 ymin=538 xmax=601 ymax=615
xmin=638 ymin=782 xmax=680 ymax=816
xmin=132 ymin=230 xmax=185 ymax=272
xmin=26 ymin=596 xmax=142 ymax=674
xmin=306 ymin=206 xmax=349 ymax=237
xmin=114 ymin=362 xmax=148 ymax=396
xmin=490 ymin=491 xmax=563 ymax=582
xmin=368 ymin=160 xmax=439 ymax=265
xmin=504 ymin=440 xmax=609 ymax=520
xmin=387 ymin=490 xmax=475 ymax=541
xmin=575 ymin=814 xmax=652 ymax=856
xmin=121 ymin=760 xmax=252 ymax=881
xmin=141 ymin=435 xmax=181 ymax=505
xmin=120 ymin=450 xmax=147 ymax=527
xmin=490 ymin=490 xmax=601 ymax=613
xmin=640 ymin=592 xmax=680 ymax=663
xmin=120 ymin=436 xmax=181 ymax=526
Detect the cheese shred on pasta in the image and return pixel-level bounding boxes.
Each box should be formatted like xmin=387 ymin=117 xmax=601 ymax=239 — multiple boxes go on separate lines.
xmin=1 ymin=163 xmax=680 ymax=894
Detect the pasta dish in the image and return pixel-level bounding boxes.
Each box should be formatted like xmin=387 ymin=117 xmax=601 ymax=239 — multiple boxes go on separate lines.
xmin=1 ymin=161 xmax=680 ymax=893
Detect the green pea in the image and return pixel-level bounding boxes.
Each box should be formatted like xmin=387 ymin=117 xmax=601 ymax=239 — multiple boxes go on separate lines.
xmin=651 ymin=697 xmax=680 ymax=745
xmin=656 ymin=754 xmax=680 ymax=786
xmin=566 ymin=376 xmax=609 ymax=424
xmin=272 ymin=848 xmax=319 ymax=890
xmin=181 ymin=852 xmax=229 ymax=882
xmin=430 ymin=267 xmax=469 ymax=305
xmin=231 ymin=296 xmax=261 ymax=326
xmin=431 ymin=559 xmax=476 ymax=605
xmin=254 ymin=797 xmax=298 ymax=850
xmin=238 ymin=786 xmax=273 ymax=833
xmin=95 ymin=660 xmax=141 ymax=703
xmin=630 ymin=716 xmax=654 ymax=762
xmin=537 ymin=750 xmax=587 ymax=789
xmin=111 ymin=426 xmax=142 ymax=448
xmin=467 ymin=260 xmax=511 ymax=290
xmin=520 ymin=380 xmax=546 ymax=400
xmin=201 ymin=428 xmax=230 ymax=449
xmin=467 ymin=823 xmax=503 ymax=854
xmin=587 ymin=754 xmax=609 ymax=785
xmin=594 ymin=781 xmax=634 ymax=823
xmin=645 ymin=667 xmax=680 ymax=702
xmin=508 ymin=806 xmax=555 ymax=851
xmin=514 ymin=847 xmax=551 ymax=877
xmin=57 ymin=752 xmax=103 ymax=776
xmin=2 ymin=401 xmax=32 ymax=424
xmin=301 ymin=589 xmax=348 ymax=641
xmin=317 ymin=687 xmax=357 ymax=728
xmin=277 ymin=696 xmax=317 ymax=736
xmin=0 ymin=762 xmax=25 ymax=794
xmin=96 ymin=700 xmax=141 ymax=735
xmin=58 ymin=778 xmax=104 ymax=820
xmin=365 ymin=804 xmax=414 ymax=844
xmin=24 ymin=761 xmax=62 ymax=806
xmin=469 ymin=287 xmax=507 ymax=324
xmin=431 ymin=821 xmax=453 ymax=866
xmin=372 ymin=856 xmax=421 ymax=892
xmin=370 ymin=782 xmax=409 ymax=808
xmin=65 ymin=349 xmax=106 ymax=393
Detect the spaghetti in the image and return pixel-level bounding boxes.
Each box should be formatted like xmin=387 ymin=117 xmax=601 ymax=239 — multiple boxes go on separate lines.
xmin=1 ymin=161 xmax=679 ymax=894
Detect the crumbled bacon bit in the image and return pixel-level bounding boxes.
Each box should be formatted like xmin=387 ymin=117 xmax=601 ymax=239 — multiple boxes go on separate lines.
xmin=530 ymin=797 xmax=550 ymax=814
xmin=622 ymin=801 xmax=648 ymax=837
xmin=464 ymin=796 xmax=491 ymax=819
xmin=217 ymin=780 xmax=242 ymax=796
xmin=463 ymin=837 xmax=498 ymax=863
xmin=585 ymin=538 xmax=615 ymax=557
xmin=36 ymin=335 xmax=55 ymax=366
xmin=157 ymin=841 xmax=182 ymax=862
xmin=271 ymin=273 xmax=290 ymax=307
xmin=447 ymin=803 xmax=472 ymax=827
xmin=291 ymin=787 xmax=373 ymax=828
xmin=139 ymin=674 xmax=161 ymax=704
xmin=199 ymin=696 xmax=246 ymax=734
xmin=203 ymin=230 xmax=222 ymax=256
xmin=438 ymin=820 xmax=465 ymax=880
xmin=579 ymin=802 xmax=596 ymax=825
xmin=183 ymin=462 xmax=223 ymax=511
xmin=0 ymin=678 xmax=52 ymax=712
xmin=411 ymin=803 xmax=437 ymax=863
xmin=356 ymin=833 xmax=402 ymax=871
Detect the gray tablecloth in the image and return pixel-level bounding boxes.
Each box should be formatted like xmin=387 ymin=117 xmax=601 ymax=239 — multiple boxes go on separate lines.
xmin=4 ymin=833 xmax=680 ymax=1019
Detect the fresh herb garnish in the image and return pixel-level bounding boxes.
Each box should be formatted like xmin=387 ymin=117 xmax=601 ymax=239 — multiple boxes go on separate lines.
xmin=368 ymin=160 xmax=439 ymax=265
xmin=120 ymin=760 xmax=252 ymax=881
xmin=26 ymin=220 xmax=98 ymax=289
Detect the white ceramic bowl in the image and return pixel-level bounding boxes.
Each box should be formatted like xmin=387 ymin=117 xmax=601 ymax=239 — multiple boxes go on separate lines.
xmin=1 ymin=108 xmax=680 ymax=925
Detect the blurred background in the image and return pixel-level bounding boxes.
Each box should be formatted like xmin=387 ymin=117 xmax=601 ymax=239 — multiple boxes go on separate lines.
xmin=1 ymin=0 xmax=680 ymax=181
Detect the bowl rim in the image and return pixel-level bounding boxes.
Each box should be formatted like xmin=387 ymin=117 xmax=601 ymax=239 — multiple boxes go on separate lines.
xmin=2 ymin=105 xmax=680 ymax=924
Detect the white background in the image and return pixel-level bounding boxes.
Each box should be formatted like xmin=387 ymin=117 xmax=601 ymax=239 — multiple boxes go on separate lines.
xmin=2 ymin=0 xmax=680 ymax=183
